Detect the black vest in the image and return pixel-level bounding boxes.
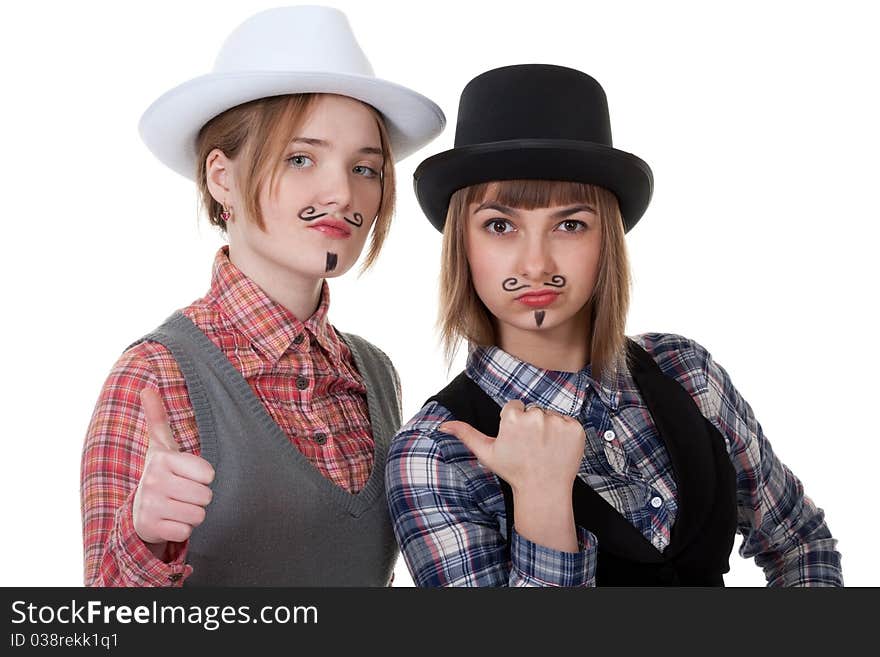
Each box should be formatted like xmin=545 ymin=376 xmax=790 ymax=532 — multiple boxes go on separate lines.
xmin=427 ymin=340 xmax=738 ymax=586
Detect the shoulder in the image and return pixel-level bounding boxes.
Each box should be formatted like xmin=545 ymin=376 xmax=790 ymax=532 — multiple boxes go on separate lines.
xmin=99 ymin=316 xmax=194 ymax=410
xmin=628 ymin=332 xmax=755 ymax=448
xmin=88 ymin=339 xmax=187 ymax=443
xmin=387 ymin=400 xmax=475 ymax=469
xmin=629 ymin=331 xmax=714 ymax=395
xmin=180 ymin=301 xmax=237 ymax=348
xmin=336 ymin=330 xmax=395 ymax=368
xmin=107 ymin=339 xmax=183 ymax=392
xmin=335 ymin=330 xmax=400 ymax=393
xmin=115 ymin=302 xmax=219 ymax=384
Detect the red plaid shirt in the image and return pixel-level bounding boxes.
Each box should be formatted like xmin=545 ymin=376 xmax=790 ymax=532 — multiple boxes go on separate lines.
xmin=81 ymin=246 xmax=375 ymax=586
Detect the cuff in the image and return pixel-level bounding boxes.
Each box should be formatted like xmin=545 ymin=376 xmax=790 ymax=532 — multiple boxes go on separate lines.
xmin=509 ymin=525 xmax=597 ymax=587
xmin=109 ymin=494 xmax=192 ymax=587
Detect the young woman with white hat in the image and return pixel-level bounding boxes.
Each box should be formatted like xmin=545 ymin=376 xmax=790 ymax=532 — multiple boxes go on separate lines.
xmin=385 ymin=64 xmax=842 ymax=586
xmin=81 ymin=6 xmax=444 ymax=586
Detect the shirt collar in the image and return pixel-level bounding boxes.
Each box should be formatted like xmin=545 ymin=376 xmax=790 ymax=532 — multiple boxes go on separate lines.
xmin=206 ymin=246 xmax=341 ymax=363
xmin=465 ymin=343 xmax=622 ymax=415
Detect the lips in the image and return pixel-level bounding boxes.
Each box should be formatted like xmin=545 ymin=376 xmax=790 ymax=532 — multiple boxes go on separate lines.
xmin=308 ymin=218 xmax=351 ymax=239
xmin=515 ymin=290 xmax=561 ymax=308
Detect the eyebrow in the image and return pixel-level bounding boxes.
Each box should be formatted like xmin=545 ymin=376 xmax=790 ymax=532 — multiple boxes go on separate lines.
xmin=550 ymin=204 xmax=597 ymax=218
xmin=290 ymin=138 xmax=383 ymax=156
xmin=474 ymin=202 xmax=520 ymax=216
xmin=473 ymin=202 xmax=597 ymax=217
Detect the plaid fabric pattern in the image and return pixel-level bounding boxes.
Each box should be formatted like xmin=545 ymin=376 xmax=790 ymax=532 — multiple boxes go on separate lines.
xmin=386 ymin=333 xmax=842 ymax=587
xmin=81 ymin=246 xmax=374 ymax=586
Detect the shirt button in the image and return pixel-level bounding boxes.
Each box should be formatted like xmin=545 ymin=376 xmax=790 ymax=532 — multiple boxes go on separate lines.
xmin=603 ymin=430 xmax=615 ymax=442
xmin=296 ymin=376 xmax=309 ymax=390
xmin=650 ymin=496 xmax=663 ymax=509
xmin=313 ymin=432 xmax=327 ymax=445
xmin=293 ymin=334 xmax=305 ymax=345
xmin=169 ymin=573 xmax=183 ymax=583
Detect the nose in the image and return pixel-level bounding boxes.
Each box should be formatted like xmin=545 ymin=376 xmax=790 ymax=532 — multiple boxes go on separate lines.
xmin=317 ymin=165 xmax=353 ymax=213
xmin=517 ymin=232 xmax=556 ymax=282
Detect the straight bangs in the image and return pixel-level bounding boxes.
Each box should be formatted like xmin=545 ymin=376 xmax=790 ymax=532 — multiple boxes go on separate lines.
xmin=462 ymin=179 xmax=607 ymax=212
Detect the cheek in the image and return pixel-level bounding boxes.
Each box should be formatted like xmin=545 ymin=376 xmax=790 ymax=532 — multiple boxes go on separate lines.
xmin=563 ymin=250 xmax=601 ymax=300
xmin=351 ymin=218 xmax=376 ymax=249
xmin=468 ymin=256 xmax=492 ymax=289
xmin=255 ymin=184 xmax=296 ymax=232
xmin=467 ymin=248 xmax=514 ymax=306
xmin=354 ymin=180 xmax=383 ymax=215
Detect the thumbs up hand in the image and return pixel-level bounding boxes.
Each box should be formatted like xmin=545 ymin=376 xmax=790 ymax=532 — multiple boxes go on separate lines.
xmin=132 ymin=388 xmax=216 ymax=558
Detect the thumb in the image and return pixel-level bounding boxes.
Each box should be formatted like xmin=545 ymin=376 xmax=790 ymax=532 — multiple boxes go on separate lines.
xmin=140 ymin=388 xmax=179 ymax=452
xmin=439 ymin=420 xmax=494 ymax=464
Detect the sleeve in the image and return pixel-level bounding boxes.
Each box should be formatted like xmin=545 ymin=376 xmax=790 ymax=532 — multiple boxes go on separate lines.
xmin=385 ymin=403 xmax=597 ymax=587
xmin=80 ymin=346 xmax=193 ymax=587
xmin=688 ymin=339 xmax=843 ymax=586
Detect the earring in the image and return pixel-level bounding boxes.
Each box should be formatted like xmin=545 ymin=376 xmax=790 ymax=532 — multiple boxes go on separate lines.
xmin=220 ymin=203 xmax=232 ymax=222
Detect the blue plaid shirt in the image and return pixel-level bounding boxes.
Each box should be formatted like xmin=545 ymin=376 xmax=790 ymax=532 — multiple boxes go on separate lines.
xmin=385 ymin=333 xmax=843 ymax=587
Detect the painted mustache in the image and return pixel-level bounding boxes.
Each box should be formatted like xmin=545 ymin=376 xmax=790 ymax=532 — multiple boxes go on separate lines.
xmin=298 ymin=206 xmax=364 ymax=227
xmin=502 ymin=277 xmax=530 ymax=292
xmin=501 ymin=275 xmax=567 ymax=292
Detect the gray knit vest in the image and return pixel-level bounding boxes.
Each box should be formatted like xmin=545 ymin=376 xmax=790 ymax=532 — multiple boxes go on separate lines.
xmin=128 ymin=311 xmax=401 ymax=586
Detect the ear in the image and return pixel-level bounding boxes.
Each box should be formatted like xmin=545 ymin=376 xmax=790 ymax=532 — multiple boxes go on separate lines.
xmin=205 ymin=148 xmax=235 ymax=207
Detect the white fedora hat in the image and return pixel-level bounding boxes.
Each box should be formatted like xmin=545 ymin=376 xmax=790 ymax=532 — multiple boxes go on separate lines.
xmin=139 ymin=5 xmax=446 ymax=179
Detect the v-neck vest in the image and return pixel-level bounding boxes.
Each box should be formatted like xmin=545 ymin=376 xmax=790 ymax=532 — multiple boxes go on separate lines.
xmin=129 ymin=311 xmax=400 ymax=586
xmin=428 ymin=339 xmax=737 ymax=586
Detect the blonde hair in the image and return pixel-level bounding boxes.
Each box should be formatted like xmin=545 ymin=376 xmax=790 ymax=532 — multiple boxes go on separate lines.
xmin=438 ymin=180 xmax=630 ymax=380
xmin=195 ymin=93 xmax=396 ymax=272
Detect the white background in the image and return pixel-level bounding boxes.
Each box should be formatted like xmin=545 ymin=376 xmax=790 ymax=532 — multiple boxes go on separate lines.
xmin=1 ymin=0 xmax=877 ymax=587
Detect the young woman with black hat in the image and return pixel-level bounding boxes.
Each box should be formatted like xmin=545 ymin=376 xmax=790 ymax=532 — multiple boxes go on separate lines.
xmin=80 ymin=6 xmax=444 ymax=586
xmin=385 ymin=64 xmax=842 ymax=586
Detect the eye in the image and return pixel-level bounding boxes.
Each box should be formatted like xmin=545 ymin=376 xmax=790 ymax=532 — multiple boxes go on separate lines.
xmin=353 ymin=164 xmax=379 ymax=178
xmin=287 ymin=154 xmax=314 ymax=169
xmin=556 ymin=219 xmax=587 ymax=233
xmin=483 ymin=218 xmax=515 ymax=235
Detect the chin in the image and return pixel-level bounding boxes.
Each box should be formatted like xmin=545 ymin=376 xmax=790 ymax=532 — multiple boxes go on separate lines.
xmin=521 ymin=311 xmax=575 ymax=332
xmin=268 ymin=255 xmax=347 ymax=280
xmin=495 ymin=314 xmax=547 ymax=332
xmin=320 ymin=254 xmax=357 ymax=278
xmin=321 ymin=267 xmax=350 ymax=279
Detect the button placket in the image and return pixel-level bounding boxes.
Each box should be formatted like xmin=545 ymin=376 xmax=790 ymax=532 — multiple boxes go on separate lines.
xmin=604 ymin=441 xmax=627 ymax=474
xmin=600 ymin=422 xmax=628 ymax=475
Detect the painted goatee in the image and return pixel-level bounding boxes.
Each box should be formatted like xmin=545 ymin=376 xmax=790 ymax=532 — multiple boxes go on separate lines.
xmin=534 ymin=310 xmax=545 ymax=327
xmin=325 ymin=252 xmax=338 ymax=272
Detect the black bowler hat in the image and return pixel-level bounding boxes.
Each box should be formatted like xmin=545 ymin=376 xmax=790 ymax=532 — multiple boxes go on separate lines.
xmin=414 ymin=64 xmax=653 ymax=233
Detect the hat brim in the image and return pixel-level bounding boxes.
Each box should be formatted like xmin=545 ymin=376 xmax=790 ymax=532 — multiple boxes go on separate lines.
xmin=139 ymin=71 xmax=446 ymax=180
xmin=413 ymin=139 xmax=653 ymax=233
